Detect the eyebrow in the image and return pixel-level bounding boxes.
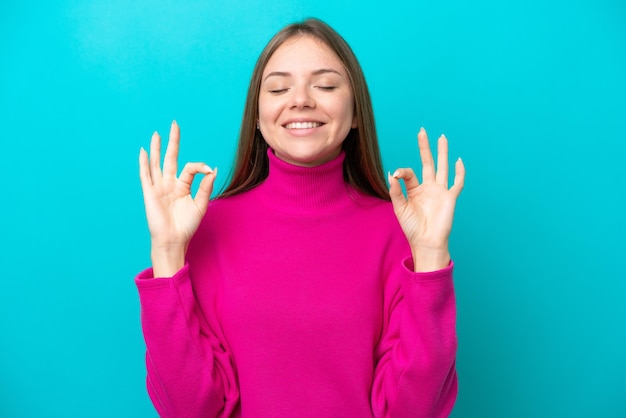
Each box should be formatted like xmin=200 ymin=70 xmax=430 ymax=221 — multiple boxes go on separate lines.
xmin=263 ymin=68 xmax=342 ymax=81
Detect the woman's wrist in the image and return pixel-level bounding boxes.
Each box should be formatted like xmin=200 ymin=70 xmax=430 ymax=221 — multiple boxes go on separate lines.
xmin=150 ymin=245 xmax=186 ymax=277
xmin=411 ymin=246 xmax=451 ymax=273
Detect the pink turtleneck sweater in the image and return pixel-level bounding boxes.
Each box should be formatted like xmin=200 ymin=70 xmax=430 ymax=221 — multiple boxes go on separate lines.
xmin=136 ymin=150 xmax=458 ymax=418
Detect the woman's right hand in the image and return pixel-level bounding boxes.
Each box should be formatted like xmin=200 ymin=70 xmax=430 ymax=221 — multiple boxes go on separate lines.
xmin=139 ymin=121 xmax=218 ymax=276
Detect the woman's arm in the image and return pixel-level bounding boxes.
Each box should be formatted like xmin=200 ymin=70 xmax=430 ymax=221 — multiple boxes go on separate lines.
xmin=372 ymin=128 xmax=464 ymax=416
xmin=136 ymin=266 xmax=239 ymax=418
xmin=137 ymin=121 xmax=238 ymax=416
xmin=371 ymin=259 xmax=458 ymax=418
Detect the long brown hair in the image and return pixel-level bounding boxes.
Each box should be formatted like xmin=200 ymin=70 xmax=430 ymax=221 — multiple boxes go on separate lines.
xmin=220 ymin=18 xmax=389 ymax=201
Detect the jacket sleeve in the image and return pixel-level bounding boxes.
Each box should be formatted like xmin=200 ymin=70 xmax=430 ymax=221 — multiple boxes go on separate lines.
xmin=136 ymin=265 xmax=239 ymax=418
xmin=371 ymin=258 xmax=458 ymax=418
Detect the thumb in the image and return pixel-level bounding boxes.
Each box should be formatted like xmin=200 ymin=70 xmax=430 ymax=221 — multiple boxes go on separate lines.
xmin=194 ymin=167 xmax=218 ymax=214
xmin=388 ymin=171 xmax=406 ymax=212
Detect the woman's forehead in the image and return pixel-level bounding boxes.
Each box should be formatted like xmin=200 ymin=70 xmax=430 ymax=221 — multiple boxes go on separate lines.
xmin=262 ymin=36 xmax=345 ymax=77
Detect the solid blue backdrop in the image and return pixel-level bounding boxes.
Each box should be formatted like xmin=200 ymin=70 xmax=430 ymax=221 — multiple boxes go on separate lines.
xmin=1 ymin=0 xmax=624 ymax=416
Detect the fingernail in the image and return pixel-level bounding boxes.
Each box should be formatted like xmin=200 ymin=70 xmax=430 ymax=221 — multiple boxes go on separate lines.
xmin=214 ymin=167 xmax=218 ymax=176
xmin=392 ymin=170 xmax=400 ymax=178
xmin=419 ymin=127 xmax=425 ymax=133
xmin=204 ymin=165 xmax=213 ymax=174
xmin=172 ymin=120 xmax=177 ymax=125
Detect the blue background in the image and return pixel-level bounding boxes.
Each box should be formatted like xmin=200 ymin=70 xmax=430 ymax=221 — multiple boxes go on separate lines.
xmin=1 ymin=0 xmax=624 ymax=416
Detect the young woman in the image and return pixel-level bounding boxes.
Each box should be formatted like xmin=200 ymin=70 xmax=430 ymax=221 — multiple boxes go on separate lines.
xmin=137 ymin=18 xmax=465 ymax=418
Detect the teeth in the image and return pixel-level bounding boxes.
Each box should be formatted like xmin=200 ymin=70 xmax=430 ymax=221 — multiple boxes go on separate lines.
xmin=285 ymin=122 xmax=322 ymax=129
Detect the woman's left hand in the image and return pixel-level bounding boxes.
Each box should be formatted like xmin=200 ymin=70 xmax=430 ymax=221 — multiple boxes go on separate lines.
xmin=388 ymin=128 xmax=465 ymax=272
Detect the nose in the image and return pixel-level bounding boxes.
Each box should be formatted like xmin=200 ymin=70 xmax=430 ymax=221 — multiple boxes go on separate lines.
xmin=289 ymin=84 xmax=315 ymax=109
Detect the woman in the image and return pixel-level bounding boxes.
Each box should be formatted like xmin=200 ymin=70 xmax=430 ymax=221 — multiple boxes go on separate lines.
xmin=137 ymin=18 xmax=465 ymax=418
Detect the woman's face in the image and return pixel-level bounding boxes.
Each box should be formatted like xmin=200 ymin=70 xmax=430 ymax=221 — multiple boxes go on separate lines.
xmin=258 ymin=35 xmax=356 ymax=167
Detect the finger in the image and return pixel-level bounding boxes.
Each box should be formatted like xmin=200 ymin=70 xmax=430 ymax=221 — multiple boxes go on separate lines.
xmin=194 ymin=167 xmax=218 ymax=214
xmin=139 ymin=147 xmax=154 ymax=190
xmin=163 ymin=120 xmax=180 ymax=179
xmin=177 ymin=162 xmax=214 ymax=187
xmin=450 ymin=157 xmax=466 ymax=197
xmin=418 ymin=127 xmax=436 ymax=183
xmin=388 ymin=171 xmax=407 ymax=211
xmin=149 ymin=131 xmax=162 ymax=181
xmin=392 ymin=167 xmax=420 ymax=192
xmin=436 ymin=134 xmax=449 ymax=187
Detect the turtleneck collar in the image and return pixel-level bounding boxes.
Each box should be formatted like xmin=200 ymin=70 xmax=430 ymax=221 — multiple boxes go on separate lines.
xmin=254 ymin=148 xmax=353 ymax=214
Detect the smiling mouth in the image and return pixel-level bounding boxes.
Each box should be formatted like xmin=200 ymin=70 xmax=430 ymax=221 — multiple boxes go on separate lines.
xmin=284 ymin=122 xmax=323 ymax=129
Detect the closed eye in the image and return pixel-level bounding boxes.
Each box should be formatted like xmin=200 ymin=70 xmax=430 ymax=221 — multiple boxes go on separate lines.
xmin=316 ymin=86 xmax=336 ymax=91
xmin=269 ymin=88 xmax=289 ymax=94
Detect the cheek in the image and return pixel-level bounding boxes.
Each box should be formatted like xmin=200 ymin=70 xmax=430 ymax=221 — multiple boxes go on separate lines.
xmin=258 ymin=98 xmax=281 ymax=125
xmin=334 ymin=96 xmax=355 ymax=126
xmin=257 ymin=105 xmax=271 ymax=126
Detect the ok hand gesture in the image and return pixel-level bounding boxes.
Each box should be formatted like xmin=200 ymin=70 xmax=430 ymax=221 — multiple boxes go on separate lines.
xmin=388 ymin=128 xmax=465 ymax=272
xmin=139 ymin=121 xmax=218 ymax=276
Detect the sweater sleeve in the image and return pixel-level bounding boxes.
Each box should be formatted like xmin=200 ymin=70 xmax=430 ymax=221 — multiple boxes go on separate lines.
xmin=136 ymin=265 xmax=239 ymax=418
xmin=371 ymin=258 xmax=458 ymax=418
